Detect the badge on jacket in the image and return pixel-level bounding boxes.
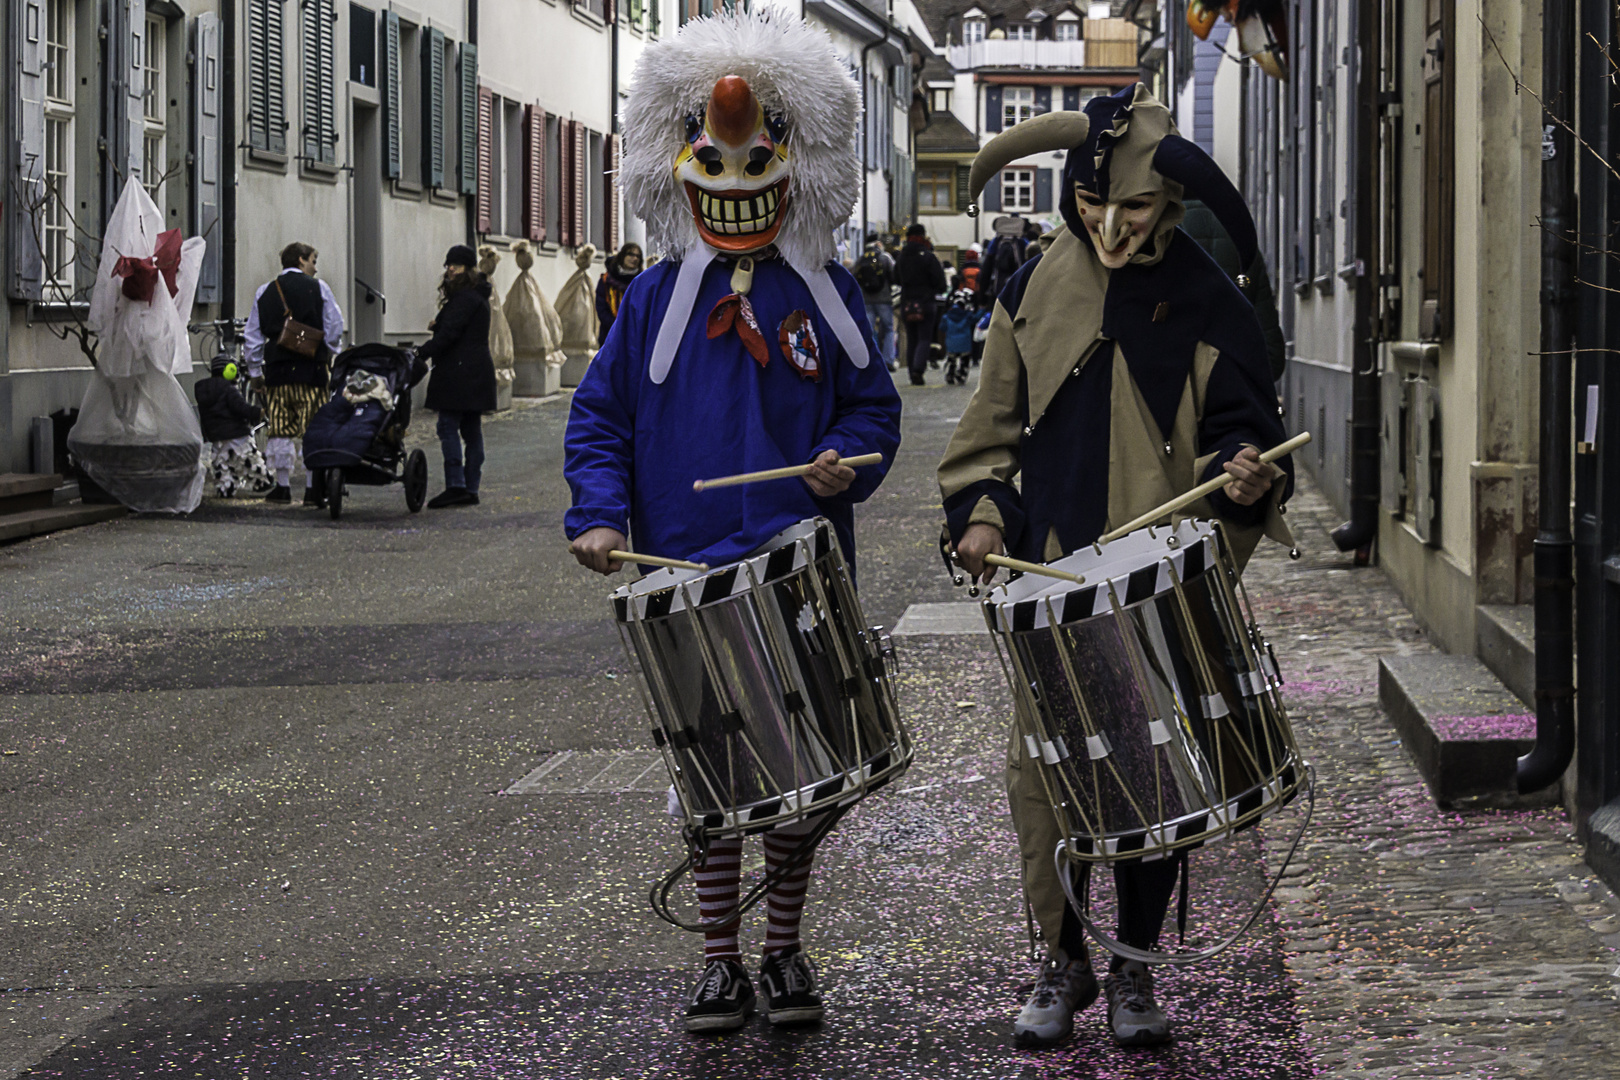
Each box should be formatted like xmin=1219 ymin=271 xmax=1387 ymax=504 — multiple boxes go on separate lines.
xmin=778 ymin=311 xmax=822 ymax=382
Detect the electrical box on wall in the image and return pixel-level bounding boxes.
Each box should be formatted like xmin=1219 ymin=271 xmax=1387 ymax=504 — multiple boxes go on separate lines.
xmin=1381 ymin=367 xmax=1406 ymax=516
xmin=1409 ymin=377 xmax=1441 ymax=545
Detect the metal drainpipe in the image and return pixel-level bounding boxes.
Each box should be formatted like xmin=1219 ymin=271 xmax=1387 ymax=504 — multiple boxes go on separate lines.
xmin=1330 ymin=0 xmax=1379 ymax=553
xmin=221 ymin=0 xmax=237 ymax=317
xmin=467 ymin=0 xmax=480 ymax=247
xmin=1520 ymin=0 xmax=1578 ymax=793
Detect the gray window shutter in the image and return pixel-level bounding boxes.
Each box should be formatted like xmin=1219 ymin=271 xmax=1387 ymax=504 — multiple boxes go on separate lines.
xmin=1034 ymin=85 xmax=1051 ymax=115
xmin=123 ymin=0 xmax=145 ymax=185
xmin=1034 ymin=167 xmax=1052 ymax=212
xmin=302 ymin=0 xmax=337 ymax=165
xmin=985 ymin=85 xmax=1003 ymax=132
xmin=458 ymin=43 xmax=478 ymax=194
xmin=9 ymin=0 xmax=46 ymax=299
xmin=247 ymin=0 xmax=287 ymax=154
xmin=421 ymin=27 xmax=445 ymax=187
xmin=193 ymin=13 xmax=223 ymax=302
xmin=1062 ymin=86 xmax=1079 ymax=111
xmin=382 ymin=10 xmax=401 ymax=177
xmin=954 ymin=164 xmax=972 ymax=213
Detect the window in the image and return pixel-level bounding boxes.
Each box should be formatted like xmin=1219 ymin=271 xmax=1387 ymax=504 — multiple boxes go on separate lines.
xmin=648 ymin=0 xmax=660 ymax=34
xmin=247 ymin=0 xmax=287 ymax=155
xmin=399 ymin=22 xmax=421 ymax=180
xmin=42 ymin=0 xmax=75 ymax=292
xmin=962 ymin=17 xmax=985 ymax=43
xmin=931 ymin=87 xmax=952 ymax=112
xmin=918 ymin=166 xmax=954 ymax=211
xmin=1001 ymin=167 xmax=1034 ymax=212
xmin=1006 ymin=23 xmax=1036 ymax=40
xmin=629 ymin=0 xmax=642 ymax=28
xmin=546 ymin=113 xmax=562 ymax=241
xmin=1054 ymin=19 xmax=1079 ymax=41
xmin=503 ymin=99 xmax=523 ymax=234
xmin=1419 ymin=0 xmax=1453 ymax=339
xmin=141 ymin=16 xmax=166 ymax=195
xmin=1002 ymin=86 xmax=1034 ymax=128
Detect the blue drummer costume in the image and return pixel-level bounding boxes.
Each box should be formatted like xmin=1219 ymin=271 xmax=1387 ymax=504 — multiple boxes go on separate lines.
xmin=938 ymin=84 xmax=1296 ymax=1048
xmin=563 ymin=9 xmax=901 ymax=1036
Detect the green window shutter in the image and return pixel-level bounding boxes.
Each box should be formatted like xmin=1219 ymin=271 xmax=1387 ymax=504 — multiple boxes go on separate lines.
xmin=266 ymin=0 xmax=287 ymax=154
xmin=247 ymin=0 xmax=286 ymax=153
xmin=382 ymin=11 xmax=401 ymax=178
xmin=954 ymin=163 xmax=971 ymax=212
xmin=302 ymin=0 xmax=337 ymax=165
xmin=421 ymin=27 xmax=445 ymax=187
xmin=458 ymin=42 xmax=478 ymax=194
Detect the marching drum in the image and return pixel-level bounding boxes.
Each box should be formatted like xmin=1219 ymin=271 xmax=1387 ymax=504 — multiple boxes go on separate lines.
xmin=983 ymin=518 xmax=1306 ymax=869
xmin=613 ymin=518 xmax=911 ymax=841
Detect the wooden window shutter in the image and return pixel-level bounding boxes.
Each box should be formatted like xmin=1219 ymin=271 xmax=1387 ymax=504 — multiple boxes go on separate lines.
xmin=572 ymin=120 xmax=587 ymax=248
xmin=1419 ymin=0 xmax=1454 ymax=340
xmin=382 ymin=11 xmax=401 ymax=177
xmin=301 ymin=0 xmax=337 ymax=166
xmin=8 ymin=0 xmax=46 ymax=299
xmin=607 ymin=133 xmax=620 ymax=252
xmin=523 ymin=104 xmax=547 ymax=243
xmin=458 ymin=43 xmax=478 ymax=194
xmin=476 ymin=86 xmax=494 ymax=233
xmin=954 ymin=163 xmax=972 ymax=212
xmin=265 ymin=0 xmax=287 ymax=154
xmin=421 ymin=27 xmax=446 ymax=187
xmin=192 ymin=13 xmax=223 ymax=302
xmin=558 ymin=118 xmax=575 ymax=246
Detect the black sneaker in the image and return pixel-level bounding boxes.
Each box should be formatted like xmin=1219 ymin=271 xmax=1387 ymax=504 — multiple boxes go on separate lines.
xmin=427 ymin=487 xmax=476 ymax=509
xmin=467 ymin=492 xmax=480 ymax=505
xmin=263 ymin=485 xmax=291 ymax=504
xmin=685 ymin=958 xmax=756 ymax=1033
xmin=758 ymin=947 xmax=824 ymax=1025
xmin=1103 ymin=960 xmax=1171 ymax=1046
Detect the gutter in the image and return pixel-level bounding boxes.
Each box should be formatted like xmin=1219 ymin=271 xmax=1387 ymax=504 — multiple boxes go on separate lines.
xmin=1331 ymin=0 xmax=1379 ymax=553
xmin=1520 ymin=0 xmax=1577 ymax=793
xmin=861 ymin=38 xmax=884 ymax=239
xmin=221 ymin=0 xmax=237 ymax=317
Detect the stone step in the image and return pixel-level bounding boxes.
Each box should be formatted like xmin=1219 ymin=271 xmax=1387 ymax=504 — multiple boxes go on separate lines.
xmin=0 ymin=503 xmax=127 ymax=544
xmin=1477 ymin=603 xmax=1535 ymax=708
xmin=0 ymin=472 xmax=64 ymax=514
xmin=1377 ymin=653 xmax=1557 ymax=809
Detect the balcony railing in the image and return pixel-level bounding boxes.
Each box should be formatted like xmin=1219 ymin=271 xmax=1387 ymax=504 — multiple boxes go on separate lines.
xmin=947 ymin=39 xmax=1088 ymax=70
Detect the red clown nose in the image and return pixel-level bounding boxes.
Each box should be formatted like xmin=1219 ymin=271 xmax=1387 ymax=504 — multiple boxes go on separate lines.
xmin=707 ymin=75 xmax=759 ymax=147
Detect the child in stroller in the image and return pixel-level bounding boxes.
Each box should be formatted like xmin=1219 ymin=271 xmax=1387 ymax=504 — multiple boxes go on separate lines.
xmin=301 ymin=343 xmax=431 ymax=519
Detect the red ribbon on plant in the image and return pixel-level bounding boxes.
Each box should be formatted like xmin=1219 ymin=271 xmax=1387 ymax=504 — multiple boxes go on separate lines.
xmin=706 ymin=293 xmax=771 ymax=368
xmin=112 ymin=228 xmax=183 ymax=303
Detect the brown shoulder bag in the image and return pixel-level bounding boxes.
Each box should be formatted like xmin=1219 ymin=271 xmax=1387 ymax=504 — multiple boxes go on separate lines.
xmin=273 ymin=277 xmax=324 ymax=358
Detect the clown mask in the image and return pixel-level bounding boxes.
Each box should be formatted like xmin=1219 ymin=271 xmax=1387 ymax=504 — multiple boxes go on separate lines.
xmin=674 ymin=75 xmax=791 ymax=254
xmin=1072 ymin=185 xmax=1169 ymax=269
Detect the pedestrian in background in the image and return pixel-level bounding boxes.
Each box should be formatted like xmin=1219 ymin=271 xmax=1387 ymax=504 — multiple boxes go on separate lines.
xmin=243 ymin=242 xmax=345 ymax=505
xmin=1182 ymin=197 xmax=1287 ymax=380
xmin=194 ymin=356 xmax=273 ymax=497
xmin=419 ymin=245 xmax=497 ymax=509
xmin=595 ymin=242 xmax=643 ymax=346
xmin=895 ymin=223 xmax=946 ymax=386
xmin=853 ymin=232 xmax=897 ymax=371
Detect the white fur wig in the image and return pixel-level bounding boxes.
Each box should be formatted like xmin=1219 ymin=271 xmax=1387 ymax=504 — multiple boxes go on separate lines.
xmin=621 ymin=7 xmax=860 ymax=271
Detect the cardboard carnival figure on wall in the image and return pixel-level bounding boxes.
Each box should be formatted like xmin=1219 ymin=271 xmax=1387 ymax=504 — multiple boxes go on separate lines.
xmin=561 ymin=8 xmax=902 ymax=1036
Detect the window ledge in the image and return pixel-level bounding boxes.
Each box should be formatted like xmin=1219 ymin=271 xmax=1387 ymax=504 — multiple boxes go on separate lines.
xmin=244 ymin=147 xmax=289 ymax=173
xmin=391 ymin=178 xmax=425 ymax=200
xmin=299 ymin=159 xmax=341 ymax=184
xmin=571 ymin=5 xmax=607 ymax=29
xmin=25 ymin=299 xmax=92 ymax=323
xmin=1313 ymin=273 xmax=1335 ymax=294
xmin=430 ymin=187 xmax=460 ymax=207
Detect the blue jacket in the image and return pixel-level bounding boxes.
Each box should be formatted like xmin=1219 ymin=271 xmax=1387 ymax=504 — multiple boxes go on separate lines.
xmin=941 ymin=306 xmax=976 ymax=354
xmin=564 ymin=256 xmax=902 ymax=568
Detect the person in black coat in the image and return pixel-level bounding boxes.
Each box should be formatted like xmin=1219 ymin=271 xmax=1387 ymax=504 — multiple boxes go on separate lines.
xmin=895 ymin=223 xmax=948 ymax=386
xmin=419 ymin=244 xmax=498 ymax=508
xmin=594 ymin=242 xmax=643 ymax=346
xmin=194 ymin=356 xmax=273 ymax=497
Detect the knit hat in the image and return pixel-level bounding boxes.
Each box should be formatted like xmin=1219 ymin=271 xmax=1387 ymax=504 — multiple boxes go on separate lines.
xmin=445 ymin=244 xmax=477 ymax=268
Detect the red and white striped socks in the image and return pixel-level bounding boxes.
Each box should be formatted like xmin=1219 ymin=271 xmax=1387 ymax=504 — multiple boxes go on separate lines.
xmin=691 ymin=816 xmax=823 ymax=963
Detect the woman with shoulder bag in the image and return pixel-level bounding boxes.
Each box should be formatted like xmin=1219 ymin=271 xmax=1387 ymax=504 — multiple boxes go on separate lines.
xmin=895 ymin=224 xmax=948 ymax=386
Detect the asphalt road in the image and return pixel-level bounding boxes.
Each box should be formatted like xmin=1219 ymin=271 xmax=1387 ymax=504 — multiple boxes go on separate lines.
xmin=1 ymin=366 xmax=1349 ymax=1079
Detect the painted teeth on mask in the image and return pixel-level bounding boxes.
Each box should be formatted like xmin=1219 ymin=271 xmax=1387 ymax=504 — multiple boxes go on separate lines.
xmin=700 ymin=190 xmax=780 ymax=235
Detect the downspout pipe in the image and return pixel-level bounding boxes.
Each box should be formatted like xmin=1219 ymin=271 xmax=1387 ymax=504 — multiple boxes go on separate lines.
xmin=1331 ymin=0 xmax=1379 ymax=553
xmin=1520 ymin=0 xmax=1578 ymax=793
xmin=221 ymin=0 xmax=237 ymax=317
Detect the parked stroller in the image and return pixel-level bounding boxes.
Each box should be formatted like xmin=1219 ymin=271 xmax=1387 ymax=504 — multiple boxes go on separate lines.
xmin=302 ymin=343 xmax=430 ymax=521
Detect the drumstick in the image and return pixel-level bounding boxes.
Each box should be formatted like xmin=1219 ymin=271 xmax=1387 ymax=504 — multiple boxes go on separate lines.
xmin=692 ymin=453 xmax=885 ymax=492
xmin=983 ymin=553 xmax=1086 ymax=585
xmin=1098 ymin=431 xmax=1313 ymax=543
xmin=608 ymin=550 xmax=711 ymax=571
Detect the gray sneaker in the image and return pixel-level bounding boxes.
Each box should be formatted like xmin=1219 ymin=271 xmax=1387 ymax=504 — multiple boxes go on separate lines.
xmin=1103 ymin=959 xmax=1171 ymax=1046
xmin=1013 ymin=947 xmax=1100 ymax=1047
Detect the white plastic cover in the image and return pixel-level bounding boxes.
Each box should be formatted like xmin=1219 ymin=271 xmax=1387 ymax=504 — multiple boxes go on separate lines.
xmin=69 ymin=178 xmax=206 ymax=513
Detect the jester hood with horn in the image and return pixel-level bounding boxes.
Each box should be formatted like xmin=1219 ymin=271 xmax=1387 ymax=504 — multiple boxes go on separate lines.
xmin=564 ymin=9 xmax=900 ymax=568
xmin=938 ymin=83 xmax=1293 ymax=574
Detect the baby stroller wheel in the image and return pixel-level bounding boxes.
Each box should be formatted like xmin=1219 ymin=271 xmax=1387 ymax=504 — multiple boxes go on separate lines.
xmin=327 ymin=467 xmax=345 ymax=521
xmin=405 ymin=449 xmax=428 ymax=513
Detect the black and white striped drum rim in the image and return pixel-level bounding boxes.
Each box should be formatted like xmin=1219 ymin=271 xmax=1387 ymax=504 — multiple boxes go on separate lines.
xmin=610 ymin=518 xmax=836 ymax=623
